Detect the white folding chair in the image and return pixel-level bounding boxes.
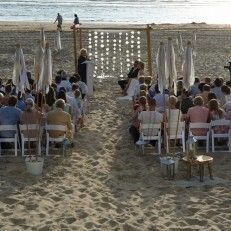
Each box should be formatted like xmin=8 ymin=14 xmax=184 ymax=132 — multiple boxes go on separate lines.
xmin=45 ymin=124 xmax=67 ymax=156
xmin=189 ymin=122 xmax=210 ymax=153
xmin=210 ymin=119 xmax=231 ymax=153
xmin=165 ymin=121 xmax=186 ymax=153
xmin=136 ymin=123 xmax=162 ymax=154
xmin=0 ymin=125 xmax=18 ymax=156
xmin=19 ymin=124 xmax=42 ymax=156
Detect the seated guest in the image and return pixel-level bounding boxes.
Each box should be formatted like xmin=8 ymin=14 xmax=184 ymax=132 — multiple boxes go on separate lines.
xmin=1 ymin=84 xmax=12 ymax=106
xmin=223 ymin=100 xmax=231 ymax=119
xmin=118 ymin=60 xmax=139 ymax=90
xmin=190 ymin=77 xmax=200 ymax=96
xmin=54 ymin=90 xmax=72 ymax=116
xmin=138 ymin=98 xmax=163 ymax=143
xmin=187 ymin=96 xmax=210 ymax=136
xmin=47 ymin=99 xmax=73 ymax=140
xmin=208 ymin=99 xmax=226 ymax=120
xmin=165 ymin=96 xmax=182 ymax=136
xmin=0 ymin=96 xmax=22 ymax=138
xmin=208 ymin=99 xmax=228 ymax=134
xmin=16 ymin=91 xmax=26 ymax=111
xmin=197 ymin=84 xmax=211 ymax=105
xmin=221 ymin=85 xmax=231 ymax=104
xmin=76 ymin=75 xmax=88 ymax=99
xmin=153 ymin=85 xmax=169 ymax=113
xmin=204 ymin=77 xmax=211 ymax=86
xmin=0 ymin=92 xmax=4 ymax=108
xmin=20 ymin=98 xmax=43 ymax=138
xmin=137 ymin=61 xmax=145 ymax=77
xmin=46 ymin=86 xmax=56 ymax=108
xmin=176 ymin=89 xmax=193 ymax=115
xmin=129 ymin=96 xmax=153 ymax=144
xmin=211 ymin=77 xmax=225 ymax=102
xmin=123 ymin=74 xmax=140 ymax=98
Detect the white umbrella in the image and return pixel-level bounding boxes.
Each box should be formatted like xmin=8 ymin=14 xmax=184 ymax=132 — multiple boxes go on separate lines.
xmin=34 ymin=40 xmax=44 ymax=87
xmin=54 ymin=30 xmax=62 ymax=51
xmin=38 ymin=43 xmax=52 ymax=94
xmin=12 ymin=44 xmax=30 ymax=93
xmin=166 ymin=37 xmax=177 ymax=94
xmin=192 ymin=30 xmax=197 ymax=49
xmin=182 ymin=41 xmax=195 ymax=90
xmin=156 ymin=41 xmax=168 ymax=93
xmin=40 ymin=28 xmax=46 ymax=49
xmin=176 ymin=32 xmax=184 ymax=54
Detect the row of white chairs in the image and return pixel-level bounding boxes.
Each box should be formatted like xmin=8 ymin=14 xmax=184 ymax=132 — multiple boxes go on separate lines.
xmin=0 ymin=124 xmax=68 ymax=157
xmin=138 ymin=120 xmax=231 ymax=154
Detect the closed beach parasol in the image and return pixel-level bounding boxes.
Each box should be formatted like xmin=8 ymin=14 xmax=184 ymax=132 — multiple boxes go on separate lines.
xmin=166 ymin=37 xmax=177 ymax=94
xmin=54 ymin=30 xmax=62 ymax=51
xmin=12 ymin=44 xmax=30 ymax=93
xmin=156 ymin=41 xmax=168 ymax=93
xmin=176 ymin=32 xmax=184 ymax=54
xmin=38 ymin=43 xmax=52 ymax=94
xmin=34 ymin=40 xmax=44 ymax=88
xmin=40 ymin=28 xmax=46 ymax=49
xmin=182 ymin=41 xmax=195 ymax=90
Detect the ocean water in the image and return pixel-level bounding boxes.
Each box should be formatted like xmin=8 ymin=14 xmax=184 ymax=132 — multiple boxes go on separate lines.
xmin=0 ymin=0 xmax=231 ymax=24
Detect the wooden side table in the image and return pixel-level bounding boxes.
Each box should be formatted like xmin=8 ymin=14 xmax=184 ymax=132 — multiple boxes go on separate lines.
xmin=197 ymin=155 xmax=213 ymax=182
xmin=182 ymin=155 xmax=213 ymax=182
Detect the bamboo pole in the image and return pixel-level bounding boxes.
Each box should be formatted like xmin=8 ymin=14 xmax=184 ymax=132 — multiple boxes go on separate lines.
xmin=79 ymin=28 xmax=83 ymax=50
xmin=73 ymin=28 xmax=78 ymax=73
xmin=146 ymin=25 xmax=153 ymax=76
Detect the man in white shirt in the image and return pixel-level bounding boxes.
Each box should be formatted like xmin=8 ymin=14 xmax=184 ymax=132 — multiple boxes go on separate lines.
xmin=138 ymin=98 xmax=163 ymax=137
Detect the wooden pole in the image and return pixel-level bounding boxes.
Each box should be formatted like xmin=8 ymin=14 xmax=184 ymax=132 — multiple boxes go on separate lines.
xmin=79 ymin=28 xmax=83 ymax=50
xmin=146 ymin=25 xmax=153 ymax=76
xmin=73 ymin=28 xmax=78 ymax=73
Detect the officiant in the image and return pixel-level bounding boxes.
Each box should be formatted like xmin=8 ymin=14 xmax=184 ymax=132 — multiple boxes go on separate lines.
xmin=77 ymin=48 xmax=89 ymax=84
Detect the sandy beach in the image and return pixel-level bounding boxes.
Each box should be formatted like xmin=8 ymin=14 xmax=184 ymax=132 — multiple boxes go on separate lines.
xmin=0 ymin=22 xmax=231 ymax=230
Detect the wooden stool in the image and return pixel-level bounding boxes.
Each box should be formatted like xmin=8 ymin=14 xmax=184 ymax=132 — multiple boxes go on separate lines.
xmin=182 ymin=155 xmax=213 ymax=182
xmin=182 ymin=157 xmax=197 ymax=180
xmin=197 ymin=155 xmax=213 ymax=182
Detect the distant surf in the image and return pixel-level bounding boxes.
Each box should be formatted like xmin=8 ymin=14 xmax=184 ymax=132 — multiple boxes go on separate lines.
xmin=0 ymin=0 xmax=231 ymax=24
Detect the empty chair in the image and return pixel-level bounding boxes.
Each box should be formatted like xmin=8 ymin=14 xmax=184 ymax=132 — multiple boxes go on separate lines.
xmin=19 ymin=124 xmax=42 ymax=156
xmin=45 ymin=124 xmax=67 ymax=156
xmin=189 ymin=122 xmax=210 ymax=153
xmin=210 ymin=119 xmax=231 ymax=152
xmin=0 ymin=125 xmax=18 ymax=156
xmin=137 ymin=123 xmax=162 ymax=154
xmin=165 ymin=121 xmax=186 ymax=153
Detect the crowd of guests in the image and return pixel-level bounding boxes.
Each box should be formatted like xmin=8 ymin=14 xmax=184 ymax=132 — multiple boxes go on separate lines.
xmin=0 ymin=70 xmax=89 ymax=145
xmin=120 ymin=63 xmax=231 ymax=148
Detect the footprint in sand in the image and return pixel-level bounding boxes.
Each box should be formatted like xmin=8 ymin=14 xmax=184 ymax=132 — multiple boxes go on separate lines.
xmin=2 ymin=197 xmax=18 ymax=205
xmin=65 ymin=217 xmax=76 ymax=224
xmin=2 ymin=211 xmax=13 ymax=217
xmin=10 ymin=218 xmax=26 ymax=225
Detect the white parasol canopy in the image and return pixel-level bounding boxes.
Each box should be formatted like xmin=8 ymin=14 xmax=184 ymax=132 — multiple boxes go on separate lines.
xmin=156 ymin=41 xmax=168 ymax=93
xmin=182 ymin=41 xmax=195 ymax=90
xmin=38 ymin=43 xmax=52 ymax=94
xmin=54 ymin=30 xmax=62 ymax=51
xmin=12 ymin=44 xmax=30 ymax=93
xmin=176 ymin=32 xmax=184 ymax=54
xmin=34 ymin=40 xmax=44 ymax=87
xmin=40 ymin=28 xmax=46 ymax=49
xmin=166 ymin=37 xmax=177 ymax=94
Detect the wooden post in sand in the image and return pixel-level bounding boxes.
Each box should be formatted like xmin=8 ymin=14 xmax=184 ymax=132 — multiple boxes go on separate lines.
xmin=79 ymin=28 xmax=83 ymax=49
xmin=146 ymin=24 xmax=153 ymax=76
xmin=73 ymin=28 xmax=78 ymax=72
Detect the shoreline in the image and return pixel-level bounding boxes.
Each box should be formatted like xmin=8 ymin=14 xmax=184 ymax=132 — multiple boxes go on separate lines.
xmin=1 ymin=21 xmax=231 ymax=32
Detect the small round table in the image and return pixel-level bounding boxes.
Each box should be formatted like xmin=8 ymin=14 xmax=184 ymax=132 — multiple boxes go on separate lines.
xmin=182 ymin=155 xmax=213 ymax=182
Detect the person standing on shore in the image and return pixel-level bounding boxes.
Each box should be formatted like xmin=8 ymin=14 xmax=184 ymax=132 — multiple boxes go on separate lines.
xmin=70 ymin=14 xmax=80 ymax=29
xmin=54 ymin=13 xmax=63 ymax=31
